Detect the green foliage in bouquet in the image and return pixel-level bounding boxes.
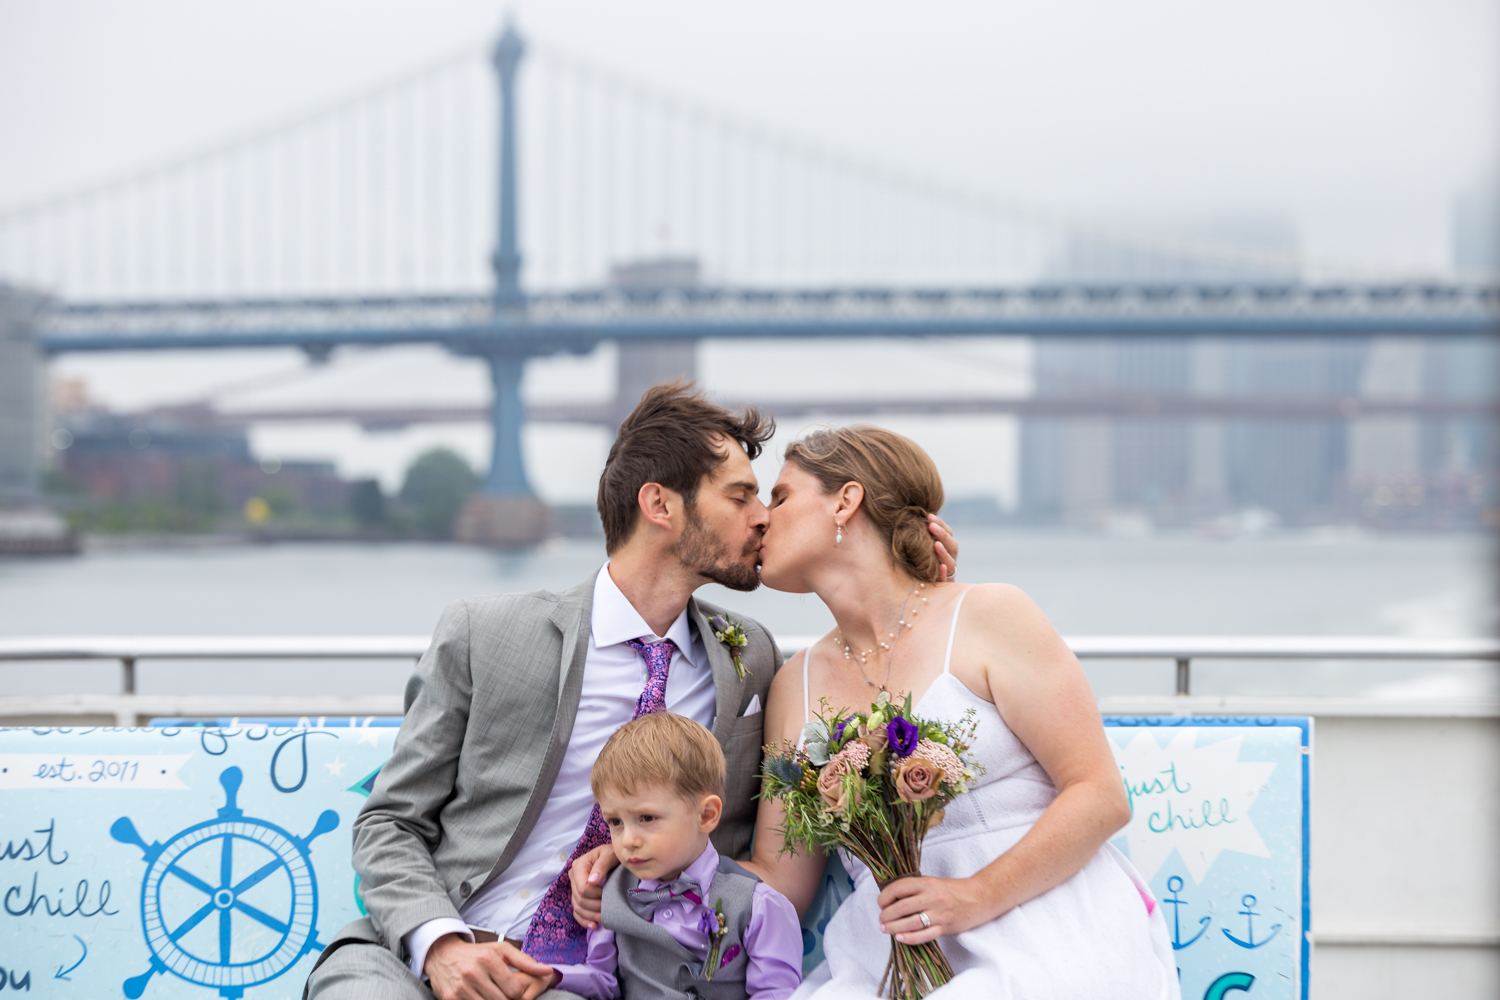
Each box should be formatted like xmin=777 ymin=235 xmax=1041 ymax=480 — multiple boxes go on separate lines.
xmin=760 ymin=690 xmax=981 ymax=999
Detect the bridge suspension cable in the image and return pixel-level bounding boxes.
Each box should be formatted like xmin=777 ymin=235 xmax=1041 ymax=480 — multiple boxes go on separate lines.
xmin=2 ymin=25 xmax=1334 ymax=304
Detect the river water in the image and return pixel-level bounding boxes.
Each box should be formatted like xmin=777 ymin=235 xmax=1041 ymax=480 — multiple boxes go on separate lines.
xmin=1 ymin=528 xmax=1494 ymax=701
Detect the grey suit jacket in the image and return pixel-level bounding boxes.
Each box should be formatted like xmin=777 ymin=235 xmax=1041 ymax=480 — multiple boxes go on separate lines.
xmin=332 ymin=574 xmax=782 ymax=962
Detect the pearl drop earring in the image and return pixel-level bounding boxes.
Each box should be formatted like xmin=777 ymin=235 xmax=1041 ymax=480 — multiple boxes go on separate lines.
xmin=835 ymin=521 xmax=843 ymax=545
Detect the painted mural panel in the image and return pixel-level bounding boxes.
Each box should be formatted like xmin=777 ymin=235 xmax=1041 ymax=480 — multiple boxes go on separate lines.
xmin=1 ymin=725 xmax=394 ymax=999
xmin=1106 ymin=717 xmax=1311 ymax=1000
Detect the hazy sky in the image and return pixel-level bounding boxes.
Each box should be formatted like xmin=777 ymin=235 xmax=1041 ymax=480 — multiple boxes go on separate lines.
xmin=5 ymin=0 xmax=1497 ymax=500
xmin=3 ymin=0 xmax=1495 ymax=269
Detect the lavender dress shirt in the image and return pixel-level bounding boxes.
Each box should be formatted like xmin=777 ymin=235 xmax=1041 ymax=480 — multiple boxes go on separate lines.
xmin=553 ymin=842 xmax=803 ymax=1000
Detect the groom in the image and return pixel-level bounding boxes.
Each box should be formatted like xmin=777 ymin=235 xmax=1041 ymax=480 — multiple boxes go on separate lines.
xmin=306 ymin=382 xmax=956 ymax=1000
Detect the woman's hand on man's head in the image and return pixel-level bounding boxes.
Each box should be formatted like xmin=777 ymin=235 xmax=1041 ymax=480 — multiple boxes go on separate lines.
xmin=569 ymin=843 xmax=620 ymax=929
xmin=928 ymin=513 xmax=959 ymax=582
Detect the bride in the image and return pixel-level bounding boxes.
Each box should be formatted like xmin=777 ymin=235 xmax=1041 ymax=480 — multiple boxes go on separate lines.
xmin=578 ymin=424 xmax=1179 ymax=998
xmin=761 ymin=425 xmax=1176 ymax=998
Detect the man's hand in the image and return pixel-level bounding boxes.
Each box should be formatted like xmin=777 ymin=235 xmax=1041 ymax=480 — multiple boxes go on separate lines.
xmin=425 ymin=933 xmax=557 ymax=1000
xmin=569 ymin=843 xmax=620 ymax=929
xmin=929 ymin=513 xmax=959 ymax=582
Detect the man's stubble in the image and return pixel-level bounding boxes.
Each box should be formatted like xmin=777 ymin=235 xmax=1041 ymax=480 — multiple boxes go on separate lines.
xmin=674 ymin=500 xmax=762 ymax=593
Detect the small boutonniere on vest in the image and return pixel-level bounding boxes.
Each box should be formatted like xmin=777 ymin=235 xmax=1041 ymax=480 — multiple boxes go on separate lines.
xmin=709 ymin=615 xmax=752 ymax=681
xmin=700 ymin=899 xmax=734 ymax=978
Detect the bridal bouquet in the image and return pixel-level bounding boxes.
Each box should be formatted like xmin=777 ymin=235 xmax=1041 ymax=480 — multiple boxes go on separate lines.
xmin=760 ymin=690 xmax=980 ymax=999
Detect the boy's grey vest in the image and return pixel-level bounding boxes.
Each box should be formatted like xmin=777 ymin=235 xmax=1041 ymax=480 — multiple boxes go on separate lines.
xmin=602 ymin=856 xmax=762 ymax=1000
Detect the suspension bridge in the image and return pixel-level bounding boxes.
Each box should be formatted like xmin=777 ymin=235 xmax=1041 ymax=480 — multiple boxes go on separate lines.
xmin=2 ymin=21 xmax=1496 ymax=539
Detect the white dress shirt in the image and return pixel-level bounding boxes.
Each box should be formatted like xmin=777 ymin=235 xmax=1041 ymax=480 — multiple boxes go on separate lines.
xmin=403 ymin=564 xmax=719 ymax=977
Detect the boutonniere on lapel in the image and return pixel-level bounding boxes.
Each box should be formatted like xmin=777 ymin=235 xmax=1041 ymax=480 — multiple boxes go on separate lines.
xmin=709 ymin=615 xmax=752 ymax=681
xmin=700 ymin=899 xmax=738 ymax=978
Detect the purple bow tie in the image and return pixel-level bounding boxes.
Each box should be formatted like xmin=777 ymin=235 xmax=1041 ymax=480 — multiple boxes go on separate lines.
xmin=626 ymin=875 xmax=704 ymax=919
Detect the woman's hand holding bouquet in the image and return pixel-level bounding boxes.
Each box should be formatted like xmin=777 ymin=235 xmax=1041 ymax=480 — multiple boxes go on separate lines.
xmin=759 ymin=690 xmax=981 ymax=999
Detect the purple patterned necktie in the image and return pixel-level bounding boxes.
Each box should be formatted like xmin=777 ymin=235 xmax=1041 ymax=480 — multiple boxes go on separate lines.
xmin=521 ymin=637 xmax=677 ymax=963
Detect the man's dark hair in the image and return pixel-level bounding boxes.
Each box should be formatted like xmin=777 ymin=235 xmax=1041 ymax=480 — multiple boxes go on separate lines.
xmin=597 ymin=380 xmax=775 ymax=554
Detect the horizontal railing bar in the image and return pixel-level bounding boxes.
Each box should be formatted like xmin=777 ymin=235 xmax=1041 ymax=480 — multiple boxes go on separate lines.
xmin=4 ymin=694 xmax=1498 ymax=728
xmin=1310 ymin=926 xmax=1500 ymax=947
xmin=0 ymin=636 xmax=431 ymax=660
xmin=2 ymin=634 xmax=1497 ymax=663
xmin=1063 ymin=636 xmax=1500 ymax=660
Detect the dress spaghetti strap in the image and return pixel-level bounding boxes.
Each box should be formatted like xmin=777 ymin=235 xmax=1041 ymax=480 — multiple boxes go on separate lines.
xmin=942 ymin=589 xmax=969 ymax=676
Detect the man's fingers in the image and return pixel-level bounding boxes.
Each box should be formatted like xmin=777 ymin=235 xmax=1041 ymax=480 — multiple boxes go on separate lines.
xmin=452 ymin=957 xmax=508 ymax=1000
xmin=572 ymin=899 xmax=602 ymax=929
xmin=588 ymin=846 xmax=618 ymax=885
xmin=496 ymin=943 xmax=554 ymax=979
xmin=427 ymin=937 xmax=509 ymax=1000
xmin=476 ymin=948 xmax=531 ymax=1000
xmin=569 ymin=848 xmax=610 ymax=927
xmin=570 ymin=879 xmax=603 ymax=927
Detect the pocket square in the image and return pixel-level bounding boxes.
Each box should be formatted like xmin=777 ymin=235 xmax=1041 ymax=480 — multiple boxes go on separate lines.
xmin=741 ymin=694 xmax=761 ymax=717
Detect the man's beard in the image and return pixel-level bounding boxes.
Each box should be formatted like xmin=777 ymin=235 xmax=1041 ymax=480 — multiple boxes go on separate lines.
xmin=674 ymin=501 xmax=761 ymax=592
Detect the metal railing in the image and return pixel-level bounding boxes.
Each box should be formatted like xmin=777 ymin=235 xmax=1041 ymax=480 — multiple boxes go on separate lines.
xmin=3 ymin=633 xmax=1497 ymax=701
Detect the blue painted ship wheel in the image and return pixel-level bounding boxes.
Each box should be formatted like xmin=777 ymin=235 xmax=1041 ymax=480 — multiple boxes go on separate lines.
xmin=111 ymin=766 xmax=339 ymax=999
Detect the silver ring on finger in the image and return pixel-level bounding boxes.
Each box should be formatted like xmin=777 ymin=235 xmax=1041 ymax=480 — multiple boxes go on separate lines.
xmin=918 ymin=911 xmax=931 ymax=929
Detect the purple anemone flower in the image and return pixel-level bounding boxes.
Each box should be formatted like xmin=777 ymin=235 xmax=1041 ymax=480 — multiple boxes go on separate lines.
xmin=887 ymin=716 xmax=919 ymax=756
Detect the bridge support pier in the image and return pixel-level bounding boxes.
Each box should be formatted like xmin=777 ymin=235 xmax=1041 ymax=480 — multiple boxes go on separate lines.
xmin=454 ymin=350 xmax=549 ymax=546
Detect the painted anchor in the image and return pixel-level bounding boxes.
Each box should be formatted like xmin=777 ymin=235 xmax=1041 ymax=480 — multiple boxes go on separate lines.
xmin=1222 ymin=894 xmax=1281 ymax=949
xmin=1161 ymin=876 xmax=1210 ymax=950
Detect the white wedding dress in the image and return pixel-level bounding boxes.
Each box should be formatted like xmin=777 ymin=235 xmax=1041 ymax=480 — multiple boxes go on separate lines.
xmin=792 ymin=591 xmax=1180 ymax=1000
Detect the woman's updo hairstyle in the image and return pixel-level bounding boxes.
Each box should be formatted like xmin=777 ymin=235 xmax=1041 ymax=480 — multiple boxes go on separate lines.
xmin=783 ymin=425 xmax=945 ymax=582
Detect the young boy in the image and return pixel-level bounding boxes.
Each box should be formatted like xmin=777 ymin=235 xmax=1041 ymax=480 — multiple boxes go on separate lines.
xmin=548 ymin=712 xmax=803 ymax=1000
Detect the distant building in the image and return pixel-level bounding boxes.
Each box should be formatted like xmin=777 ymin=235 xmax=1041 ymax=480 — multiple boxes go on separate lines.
xmin=609 ymin=257 xmax=701 ymax=288
xmin=0 ymin=284 xmax=47 ymax=503
xmin=1018 ymin=217 xmax=1496 ymax=528
xmin=53 ymin=404 xmax=348 ymax=518
xmin=1453 ymin=176 xmax=1499 ymax=277
xmin=608 ymin=257 xmax=700 ymax=425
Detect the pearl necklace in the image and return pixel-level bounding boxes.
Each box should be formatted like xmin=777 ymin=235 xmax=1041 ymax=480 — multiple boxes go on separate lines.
xmin=834 ymin=581 xmax=928 ymax=690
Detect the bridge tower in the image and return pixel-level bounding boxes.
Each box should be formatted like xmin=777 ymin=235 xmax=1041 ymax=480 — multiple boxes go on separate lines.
xmin=453 ymin=22 xmax=550 ymax=546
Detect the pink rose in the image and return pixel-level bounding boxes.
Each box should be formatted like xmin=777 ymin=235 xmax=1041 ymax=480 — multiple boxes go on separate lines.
xmin=893 ymin=758 xmax=944 ymax=803
xmin=817 ymin=761 xmax=861 ymax=814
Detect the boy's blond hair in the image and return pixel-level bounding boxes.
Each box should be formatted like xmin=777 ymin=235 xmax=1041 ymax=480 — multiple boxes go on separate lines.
xmin=591 ymin=712 xmax=726 ymax=803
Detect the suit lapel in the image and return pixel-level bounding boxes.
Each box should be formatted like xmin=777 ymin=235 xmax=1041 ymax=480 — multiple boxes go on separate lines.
xmin=691 ymin=598 xmax=745 ymax=745
xmin=485 ymin=575 xmax=594 ymax=884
